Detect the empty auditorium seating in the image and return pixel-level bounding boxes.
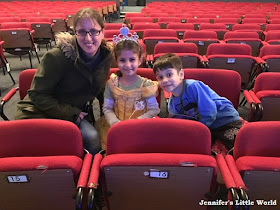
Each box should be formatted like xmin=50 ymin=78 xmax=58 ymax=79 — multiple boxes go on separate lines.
xmin=199 ymin=23 xmax=228 ymax=40
xmin=0 ymin=17 xmax=21 ymax=24
xmin=220 ymin=121 xmax=280 ymax=209
xmin=232 ymin=23 xmax=263 ymax=39
xmin=104 ymin=23 xmax=123 ymax=30
xmin=42 ymin=13 xmax=67 ymax=33
xmin=183 ymin=30 xmax=220 ymax=55
xmin=241 ymin=18 xmax=267 ymax=31
xmin=204 ymin=43 xmax=261 ymax=89
xmin=157 ymin=17 xmax=181 ymax=29
xmin=243 ymin=72 xmax=280 ymax=121
xmin=104 ymin=29 xmax=124 ymax=42
xmin=87 ymin=118 xmax=221 ymax=210
xmin=0 ymin=22 xmax=40 ymax=68
xmin=166 ymin=23 xmax=194 ymax=39
xmin=129 ymin=17 xmax=154 ymax=29
xmin=224 ymin=31 xmax=263 ymax=56
xmin=147 ymin=12 xmax=169 ymax=23
xmin=0 ymin=119 xmax=93 ymax=210
xmin=187 ymin=18 xmax=211 ymax=30
xmin=25 ymin=17 xmax=54 ymax=50
xmin=0 ymin=38 xmax=15 ymax=95
xmin=143 ymin=29 xmax=179 ymax=55
xmin=258 ymin=45 xmax=280 ymax=73
xmin=133 ymin=23 xmax=160 ymax=39
xmin=213 ymin=18 xmax=239 ymax=31
xmin=151 ymin=42 xmax=204 ymax=68
xmin=263 ymin=31 xmax=280 ymax=45
xmin=124 ymin=12 xmax=145 ymax=24
xmin=0 ymin=69 xmax=36 ymax=120
xmin=263 ymin=24 xmax=280 ymax=37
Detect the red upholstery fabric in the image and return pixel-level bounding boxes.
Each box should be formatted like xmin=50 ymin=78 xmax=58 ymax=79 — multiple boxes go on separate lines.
xmin=206 ymin=43 xmax=252 ymax=56
xmin=234 ymin=121 xmax=280 ymax=159
xmin=0 ymin=156 xmax=82 ymax=179
xmin=183 ymin=30 xmax=217 ymax=39
xmin=260 ymin=45 xmax=280 ymax=57
xmin=199 ymin=23 xmax=227 ymax=30
xmin=101 ymin=153 xmax=217 ymax=172
xmin=0 ymin=22 xmax=32 ymax=30
xmin=133 ymin=23 xmax=160 ymax=30
xmin=143 ymin=29 xmax=177 ymax=38
xmin=154 ymin=42 xmax=198 ymax=54
xmin=166 ymin=23 xmax=194 ymax=30
xmin=253 ymin=72 xmax=280 ymax=93
xmin=18 ymin=69 xmax=36 ymax=100
xmin=236 ymin=156 xmax=280 ymax=173
xmin=106 ymin=118 xmax=211 ymax=155
xmin=224 ymin=31 xmax=259 ymax=39
xmin=256 ymin=90 xmax=280 ymax=99
xmin=0 ymin=119 xmax=84 ymax=158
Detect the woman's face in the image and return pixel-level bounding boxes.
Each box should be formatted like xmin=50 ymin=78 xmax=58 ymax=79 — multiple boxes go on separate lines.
xmin=75 ymin=18 xmax=104 ymax=58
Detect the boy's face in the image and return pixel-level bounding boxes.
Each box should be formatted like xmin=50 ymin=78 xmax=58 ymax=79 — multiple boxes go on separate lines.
xmin=155 ymin=68 xmax=184 ymax=95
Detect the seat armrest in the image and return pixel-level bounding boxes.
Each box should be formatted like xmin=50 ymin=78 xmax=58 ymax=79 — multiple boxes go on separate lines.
xmin=216 ymin=154 xmax=241 ymax=207
xmin=77 ymin=153 xmax=93 ymax=188
xmin=262 ymin=41 xmax=269 ymax=46
xmin=225 ymin=155 xmax=247 ymax=190
xmin=76 ymin=153 xmax=93 ymax=210
xmin=87 ymin=153 xmax=103 ymax=190
xmin=243 ymin=90 xmax=261 ymax=122
xmin=0 ymin=88 xmax=18 ymax=121
xmin=202 ymin=55 xmax=209 ymax=67
xmin=1 ymin=88 xmax=18 ymax=104
xmin=146 ymin=54 xmax=154 ymax=68
xmin=225 ymin=155 xmax=249 ymax=202
xmin=87 ymin=153 xmax=104 ymax=210
xmin=216 ymin=154 xmax=237 ymax=189
xmin=198 ymin=55 xmax=207 ymax=67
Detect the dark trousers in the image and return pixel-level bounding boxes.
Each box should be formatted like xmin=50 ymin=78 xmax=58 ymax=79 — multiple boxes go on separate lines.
xmin=211 ymin=120 xmax=243 ymax=150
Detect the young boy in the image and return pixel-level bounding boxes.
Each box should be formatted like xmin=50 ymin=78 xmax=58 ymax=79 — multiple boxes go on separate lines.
xmin=153 ymin=53 xmax=243 ymax=150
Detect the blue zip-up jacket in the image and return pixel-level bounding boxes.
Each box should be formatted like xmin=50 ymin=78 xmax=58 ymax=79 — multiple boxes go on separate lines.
xmin=168 ymin=79 xmax=240 ymax=129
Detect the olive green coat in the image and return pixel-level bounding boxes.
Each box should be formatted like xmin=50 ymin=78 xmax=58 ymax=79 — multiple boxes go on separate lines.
xmin=15 ymin=33 xmax=113 ymax=122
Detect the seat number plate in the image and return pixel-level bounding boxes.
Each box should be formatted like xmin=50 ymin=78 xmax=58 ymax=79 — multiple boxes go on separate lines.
xmin=149 ymin=170 xmax=168 ymax=179
xmin=7 ymin=175 xmax=28 ymax=183
xmin=227 ymin=58 xmax=236 ymax=64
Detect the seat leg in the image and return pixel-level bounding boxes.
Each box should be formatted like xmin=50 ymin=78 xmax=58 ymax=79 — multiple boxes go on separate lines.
xmin=28 ymin=51 xmax=33 ymax=69
xmin=5 ymin=64 xmax=16 ymax=84
xmin=35 ymin=49 xmax=40 ymax=63
xmin=239 ymin=96 xmax=247 ymax=107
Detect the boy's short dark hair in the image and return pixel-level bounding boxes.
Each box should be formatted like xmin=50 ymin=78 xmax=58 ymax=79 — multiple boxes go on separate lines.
xmin=153 ymin=53 xmax=182 ymax=74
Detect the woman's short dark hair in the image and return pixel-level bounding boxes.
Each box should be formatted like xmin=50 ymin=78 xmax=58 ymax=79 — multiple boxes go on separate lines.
xmin=153 ymin=53 xmax=182 ymax=74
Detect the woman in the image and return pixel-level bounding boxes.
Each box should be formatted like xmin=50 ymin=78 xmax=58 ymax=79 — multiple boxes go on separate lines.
xmin=15 ymin=8 xmax=113 ymax=155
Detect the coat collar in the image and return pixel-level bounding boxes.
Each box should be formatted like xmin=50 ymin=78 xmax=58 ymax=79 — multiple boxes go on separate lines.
xmin=55 ymin=32 xmax=113 ymax=82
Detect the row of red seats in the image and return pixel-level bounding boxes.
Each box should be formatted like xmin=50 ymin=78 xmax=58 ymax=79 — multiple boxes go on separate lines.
xmin=1 ymin=68 xmax=280 ymax=123
xmin=0 ymin=115 xmax=279 ymax=209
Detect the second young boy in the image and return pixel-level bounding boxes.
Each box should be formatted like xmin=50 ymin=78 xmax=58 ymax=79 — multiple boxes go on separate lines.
xmin=153 ymin=53 xmax=243 ymax=150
